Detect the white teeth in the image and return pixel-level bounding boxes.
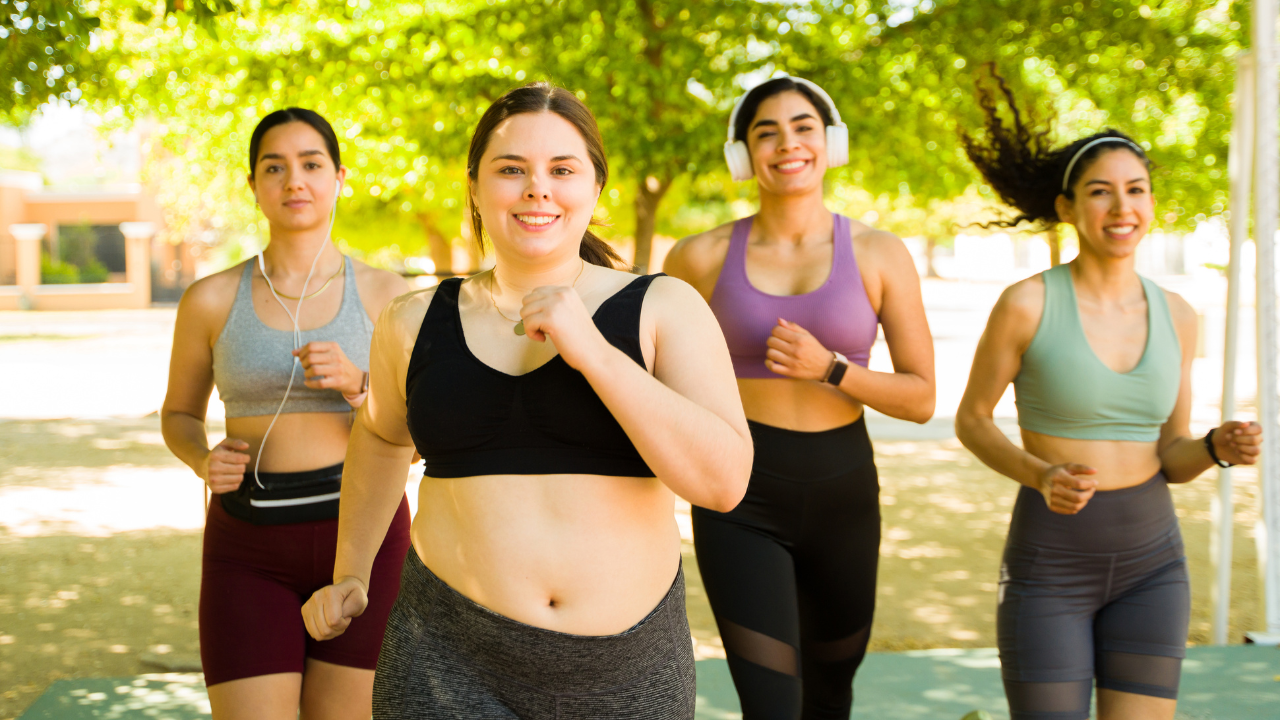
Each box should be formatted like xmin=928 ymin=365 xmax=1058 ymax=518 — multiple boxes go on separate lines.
xmin=777 ymin=160 xmax=806 ymax=170
xmin=1107 ymin=225 xmax=1136 ymax=235
xmin=516 ymin=215 xmax=556 ymax=226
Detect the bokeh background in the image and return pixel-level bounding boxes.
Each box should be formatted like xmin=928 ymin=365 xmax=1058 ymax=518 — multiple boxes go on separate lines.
xmin=0 ymin=1 xmax=1272 ymax=718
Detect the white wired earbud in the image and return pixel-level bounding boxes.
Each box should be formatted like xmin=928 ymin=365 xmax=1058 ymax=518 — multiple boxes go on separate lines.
xmin=253 ymin=178 xmax=343 ymax=489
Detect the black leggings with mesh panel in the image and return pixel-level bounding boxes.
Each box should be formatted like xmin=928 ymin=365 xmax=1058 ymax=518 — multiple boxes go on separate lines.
xmin=692 ymin=418 xmax=879 ymax=720
xmin=998 ymin=472 xmax=1190 ymax=720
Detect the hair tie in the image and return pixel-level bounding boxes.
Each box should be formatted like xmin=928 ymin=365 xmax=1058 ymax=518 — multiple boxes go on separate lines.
xmin=1061 ymin=137 xmax=1145 ymax=192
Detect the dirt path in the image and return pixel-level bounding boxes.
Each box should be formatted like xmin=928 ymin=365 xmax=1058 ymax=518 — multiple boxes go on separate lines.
xmin=1 ymin=417 xmax=1265 ymax=719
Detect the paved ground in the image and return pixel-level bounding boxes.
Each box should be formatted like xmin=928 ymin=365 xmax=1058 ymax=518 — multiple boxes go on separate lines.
xmin=0 ymin=276 xmax=1270 ymax=718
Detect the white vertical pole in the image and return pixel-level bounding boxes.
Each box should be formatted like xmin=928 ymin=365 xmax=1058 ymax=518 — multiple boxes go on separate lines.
xmin=1215 ymin=52 xmax=1254 ymax=646
xmin=1247 ymin=0 xmax=1280 ymax=646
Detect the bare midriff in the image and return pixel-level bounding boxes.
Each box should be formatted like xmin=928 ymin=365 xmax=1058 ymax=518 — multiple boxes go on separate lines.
xmin=738 ymin=377 xmax=864 ymax=432
xmin=412 ymin=473 xmax=681 ymax=636
xmin=225 ymin=412 xmax=353 ymax=473
xmin=1021 ymin=429 xmax=1162 ymax=491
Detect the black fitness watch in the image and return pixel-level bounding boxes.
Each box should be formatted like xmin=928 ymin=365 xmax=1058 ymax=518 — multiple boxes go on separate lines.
xmin=1204 ymin=428 xmax=1233 ymax=468
xmin=824 ymin=351 xmax=850 ymax=386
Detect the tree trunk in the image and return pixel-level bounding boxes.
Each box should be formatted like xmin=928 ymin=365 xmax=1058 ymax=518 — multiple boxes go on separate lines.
xmin=1047 ymin=226 xmax=1061 ymax=267
xmin=633 ymin=175 xmax=671 ymax=274
xmin=417 ymin=213 xmax=452 ymax=276
xmin=925 ymin=236 xmax=940 ymax=278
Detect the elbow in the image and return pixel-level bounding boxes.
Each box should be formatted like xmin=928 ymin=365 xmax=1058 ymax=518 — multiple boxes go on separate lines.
xmin=954 ymin=412 xmax=979 ymax=451
xmin=704 ymin=444 xmax=753 ymax=513
xmin=907 ymin=396 xmax=936 ymax=425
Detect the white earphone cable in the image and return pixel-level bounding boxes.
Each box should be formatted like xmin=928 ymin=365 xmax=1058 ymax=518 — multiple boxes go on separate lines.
xmin=252 ymin=181 xmax=341 ymax=489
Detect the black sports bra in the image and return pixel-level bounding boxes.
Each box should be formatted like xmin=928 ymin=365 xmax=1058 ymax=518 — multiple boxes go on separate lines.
xmin=406 ymin=274 xmax=661 ymax=478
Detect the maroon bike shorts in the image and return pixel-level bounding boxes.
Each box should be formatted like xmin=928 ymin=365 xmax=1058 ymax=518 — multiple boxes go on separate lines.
xmin=199 ymin=493 xmax=412 ymax=687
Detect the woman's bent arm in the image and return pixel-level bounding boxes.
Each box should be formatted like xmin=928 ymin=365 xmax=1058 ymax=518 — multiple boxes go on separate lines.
xmin=572 ymin=278 xmax=752 ymax=512
xmin=955 ymin=282 xmax=1050 ymax=488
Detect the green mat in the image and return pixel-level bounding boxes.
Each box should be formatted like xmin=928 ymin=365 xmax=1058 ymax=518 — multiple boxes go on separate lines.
xmin=20 ymin=647 xmax=1280 ymax=719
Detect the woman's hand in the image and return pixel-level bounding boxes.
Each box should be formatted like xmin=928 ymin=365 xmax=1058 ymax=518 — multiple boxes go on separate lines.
xmin=1212 ymin=421 xmax=1263 ymax=466
xmin=200 ymin=438 xmax=250 ymax=494
xmin=295 ymin=342 xmax=364 ymax=396
xmin=1038 ymin=463 xmax=1098 ymax=515
xmin=765 ymin=319 xmax=832 ymax=381
xmin=520 ymin=285 xmax=611 ymax=371
xmin=301 ymin=576 xmax=369 ymax=641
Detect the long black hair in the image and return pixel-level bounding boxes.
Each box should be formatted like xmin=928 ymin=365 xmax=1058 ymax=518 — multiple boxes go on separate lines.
xmin=960 ymin=64 xmax=1152 ymax=229
xmin=248 ymin=108 xmax=342 ymax=178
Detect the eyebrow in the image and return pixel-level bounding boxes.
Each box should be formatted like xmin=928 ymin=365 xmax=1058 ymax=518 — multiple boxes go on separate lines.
xmin=1084 ymin=177 xmax=1150 ymax=186
xmin=490 ymin=154 xmax=582 ymax=163
xmin=258 ymin=149 xmax=326 ymax=162
xmin=751 ymin=113 xmax=818 ymax=131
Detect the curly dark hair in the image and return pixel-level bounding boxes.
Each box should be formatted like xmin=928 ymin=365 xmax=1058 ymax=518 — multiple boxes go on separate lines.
xmin=960 ymin=64 xmax=1152 ymax=229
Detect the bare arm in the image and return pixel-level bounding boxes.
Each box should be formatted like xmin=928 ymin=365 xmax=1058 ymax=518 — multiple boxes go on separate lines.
xmin=764 ymin=233 xmax=935 ymax=423
xmin=160 ymin=274 xmax=250 ymax=493
xmin=1157 ymin=291 xmax=1261 ymax=483
xmin=955 ymin=279 xmax=1097 ymax=514
xmin=522 ymin=276 xmax=752 ymax=512
xmin=302 ymin=289 xmax=429 ymax=641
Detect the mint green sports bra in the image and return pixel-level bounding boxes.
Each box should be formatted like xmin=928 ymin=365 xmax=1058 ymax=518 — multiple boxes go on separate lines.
xmin=1013 ymin=263 xmax=1180 ymax=442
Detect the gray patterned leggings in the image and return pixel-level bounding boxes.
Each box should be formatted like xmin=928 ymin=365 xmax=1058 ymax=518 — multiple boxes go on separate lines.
xmin=372 ymin=552 xmax=696 ymax=719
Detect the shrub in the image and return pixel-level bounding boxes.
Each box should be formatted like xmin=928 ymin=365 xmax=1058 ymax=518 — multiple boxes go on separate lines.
xmin=41 ymin=256 xmax=80 ymax=284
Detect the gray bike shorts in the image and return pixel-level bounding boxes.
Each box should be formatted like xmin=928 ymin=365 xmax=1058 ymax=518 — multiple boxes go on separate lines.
xmin=998 ymin=472 xmax=1189 ymax=720
xmin=372 ymin=551 xmax=696 ymax=719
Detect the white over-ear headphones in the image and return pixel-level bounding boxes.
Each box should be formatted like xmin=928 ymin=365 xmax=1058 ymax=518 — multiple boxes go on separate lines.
xmin=724 ymin=76 xmax=849 ymax=182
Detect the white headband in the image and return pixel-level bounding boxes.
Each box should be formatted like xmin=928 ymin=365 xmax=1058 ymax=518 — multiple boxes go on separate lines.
xmin=1061 ymin=137 xmax=1145 ymax=192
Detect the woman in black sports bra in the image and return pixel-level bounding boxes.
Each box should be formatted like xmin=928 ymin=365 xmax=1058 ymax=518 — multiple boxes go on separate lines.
xmin=300 ymin=83 xmax=752 ymax=719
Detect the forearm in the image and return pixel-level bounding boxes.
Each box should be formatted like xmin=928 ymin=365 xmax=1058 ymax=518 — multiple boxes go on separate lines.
xmin=161 ymin=410 xmax=211 ymax=476
xmin=955 ymin=412 xmax=1048 ymax=489
xmin=836 ymin=364 xmax=934 ymax=424
xmin=1159 ymin=435 xmax=1214 ymax=484
xmin=582 ymin=346 xmax=752 ymax=512
xmin=333 ymin=418 xmax=415 ymax=586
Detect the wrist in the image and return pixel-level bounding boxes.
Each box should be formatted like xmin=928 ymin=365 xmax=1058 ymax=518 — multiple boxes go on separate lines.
xmin=1204 ymin=427 xmax=1233 ymax=468
xmin=343 ymin=370 xmax=369 ymax=402
xmin=574 ymin=335 xmax=627 ymax=379
xmin=334 ymin=574 xmax=369 ymax=593
xmin=823 ymin=351 xmax=850 ymax=386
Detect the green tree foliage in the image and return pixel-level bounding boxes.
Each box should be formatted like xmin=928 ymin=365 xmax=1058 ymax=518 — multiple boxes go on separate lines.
xmin=4 ymin=0 xmax=1251 ymax=272
xmin=1 ymin=0 xmax=100 ymax=120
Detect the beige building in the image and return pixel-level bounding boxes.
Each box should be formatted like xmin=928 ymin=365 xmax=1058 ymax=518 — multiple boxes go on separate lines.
xmin=0 ymin=170 xmax=194 ymax=310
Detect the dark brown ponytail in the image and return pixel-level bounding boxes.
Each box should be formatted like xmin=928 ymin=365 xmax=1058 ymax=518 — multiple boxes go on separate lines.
xmin=960 ymin=64 xmax=1151 ymax=229
xmin=466 ymin=82 xmax=625 ymax=269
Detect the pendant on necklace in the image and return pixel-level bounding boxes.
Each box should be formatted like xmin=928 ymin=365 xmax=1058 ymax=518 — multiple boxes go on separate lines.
xmin=514 ymin=321 xmax=526 ymax=336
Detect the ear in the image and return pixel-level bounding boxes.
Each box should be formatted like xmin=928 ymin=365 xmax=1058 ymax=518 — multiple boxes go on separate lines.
xmin=1054 ymin=194 xmax=1075 ymax=225
xmin=247 ymin=173 xmax=258 ymax=202
xmin=336 ymin=165 xmax=349 ymax=194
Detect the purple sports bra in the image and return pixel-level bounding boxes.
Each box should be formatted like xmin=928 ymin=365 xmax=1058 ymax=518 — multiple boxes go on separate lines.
xmin=708 ymin=213 xmax=879 ymax=379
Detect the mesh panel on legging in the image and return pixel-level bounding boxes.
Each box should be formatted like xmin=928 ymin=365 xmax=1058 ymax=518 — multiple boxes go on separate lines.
xmin=1003 ymin=679 xmax=1093 ymax=720
xmin=718 ymin=617 xmax=799 ymax=676
xmin=1095 ymin=651 xmax=1182 ymax=699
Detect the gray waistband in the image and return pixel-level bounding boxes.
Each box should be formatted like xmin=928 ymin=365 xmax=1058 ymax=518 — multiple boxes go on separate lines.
xmin=394 ymin=552 xmax=689 ymax=693
xmin=1008 ymin=471 xmax=1180 ymax=553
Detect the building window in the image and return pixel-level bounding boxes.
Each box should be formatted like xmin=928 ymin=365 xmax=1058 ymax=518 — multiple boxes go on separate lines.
xmin=50 ymin=224 xmax=127 ymax=283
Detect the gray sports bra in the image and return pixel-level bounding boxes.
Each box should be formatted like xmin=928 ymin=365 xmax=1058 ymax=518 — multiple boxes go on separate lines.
xmin=212 ymin=256 xmax=373 ymax=418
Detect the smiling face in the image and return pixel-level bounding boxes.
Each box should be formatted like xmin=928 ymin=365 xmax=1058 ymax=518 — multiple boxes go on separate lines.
xmin=746 ymin=90 xmax=828 ymax=196
xmin=248 ymin=121 xmax=345 ymax=233
xmin=470 ymin=111 xmax=601 ymax=261
xmin=1055 ymin=148 xmax=1154 ymax=260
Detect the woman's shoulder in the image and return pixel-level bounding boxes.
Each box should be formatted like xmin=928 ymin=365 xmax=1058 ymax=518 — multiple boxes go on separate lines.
xmin=990 ymin=273 xmax=1048 ymax=335
xmin=351 ymin=257 xmax=411 ymax=316
xmin=178 ymin=260 xmax=249 ymax=318
xmin=376 ymin=283 xmax=441 ymax=338
xmin=664 ymin=222 xmax=734 ymax=275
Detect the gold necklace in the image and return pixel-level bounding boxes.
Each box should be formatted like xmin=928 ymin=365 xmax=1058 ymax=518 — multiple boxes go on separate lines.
xmin=489 ymin=259 xmax=586 ymax=336
xmin=268 ymin=260 xmax=345 ymax=301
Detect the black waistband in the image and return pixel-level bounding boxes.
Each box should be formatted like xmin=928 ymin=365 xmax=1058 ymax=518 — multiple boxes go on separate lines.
xmin=220 ymin=462 xmax=344 ymax=525
xmin=747 ymin=416 xmax=874 ymax=481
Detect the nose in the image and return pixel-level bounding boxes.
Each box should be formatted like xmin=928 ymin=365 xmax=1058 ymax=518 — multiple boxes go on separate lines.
xmin=524 ymin=174 xmax=550 ymax=201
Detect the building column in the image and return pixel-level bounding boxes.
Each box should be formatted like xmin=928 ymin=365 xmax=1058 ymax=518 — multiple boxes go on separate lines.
xmin=9 ymin=223 xmax=47 ymax=310
xmin=119 ymin=222 xmax=156 ymax=306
